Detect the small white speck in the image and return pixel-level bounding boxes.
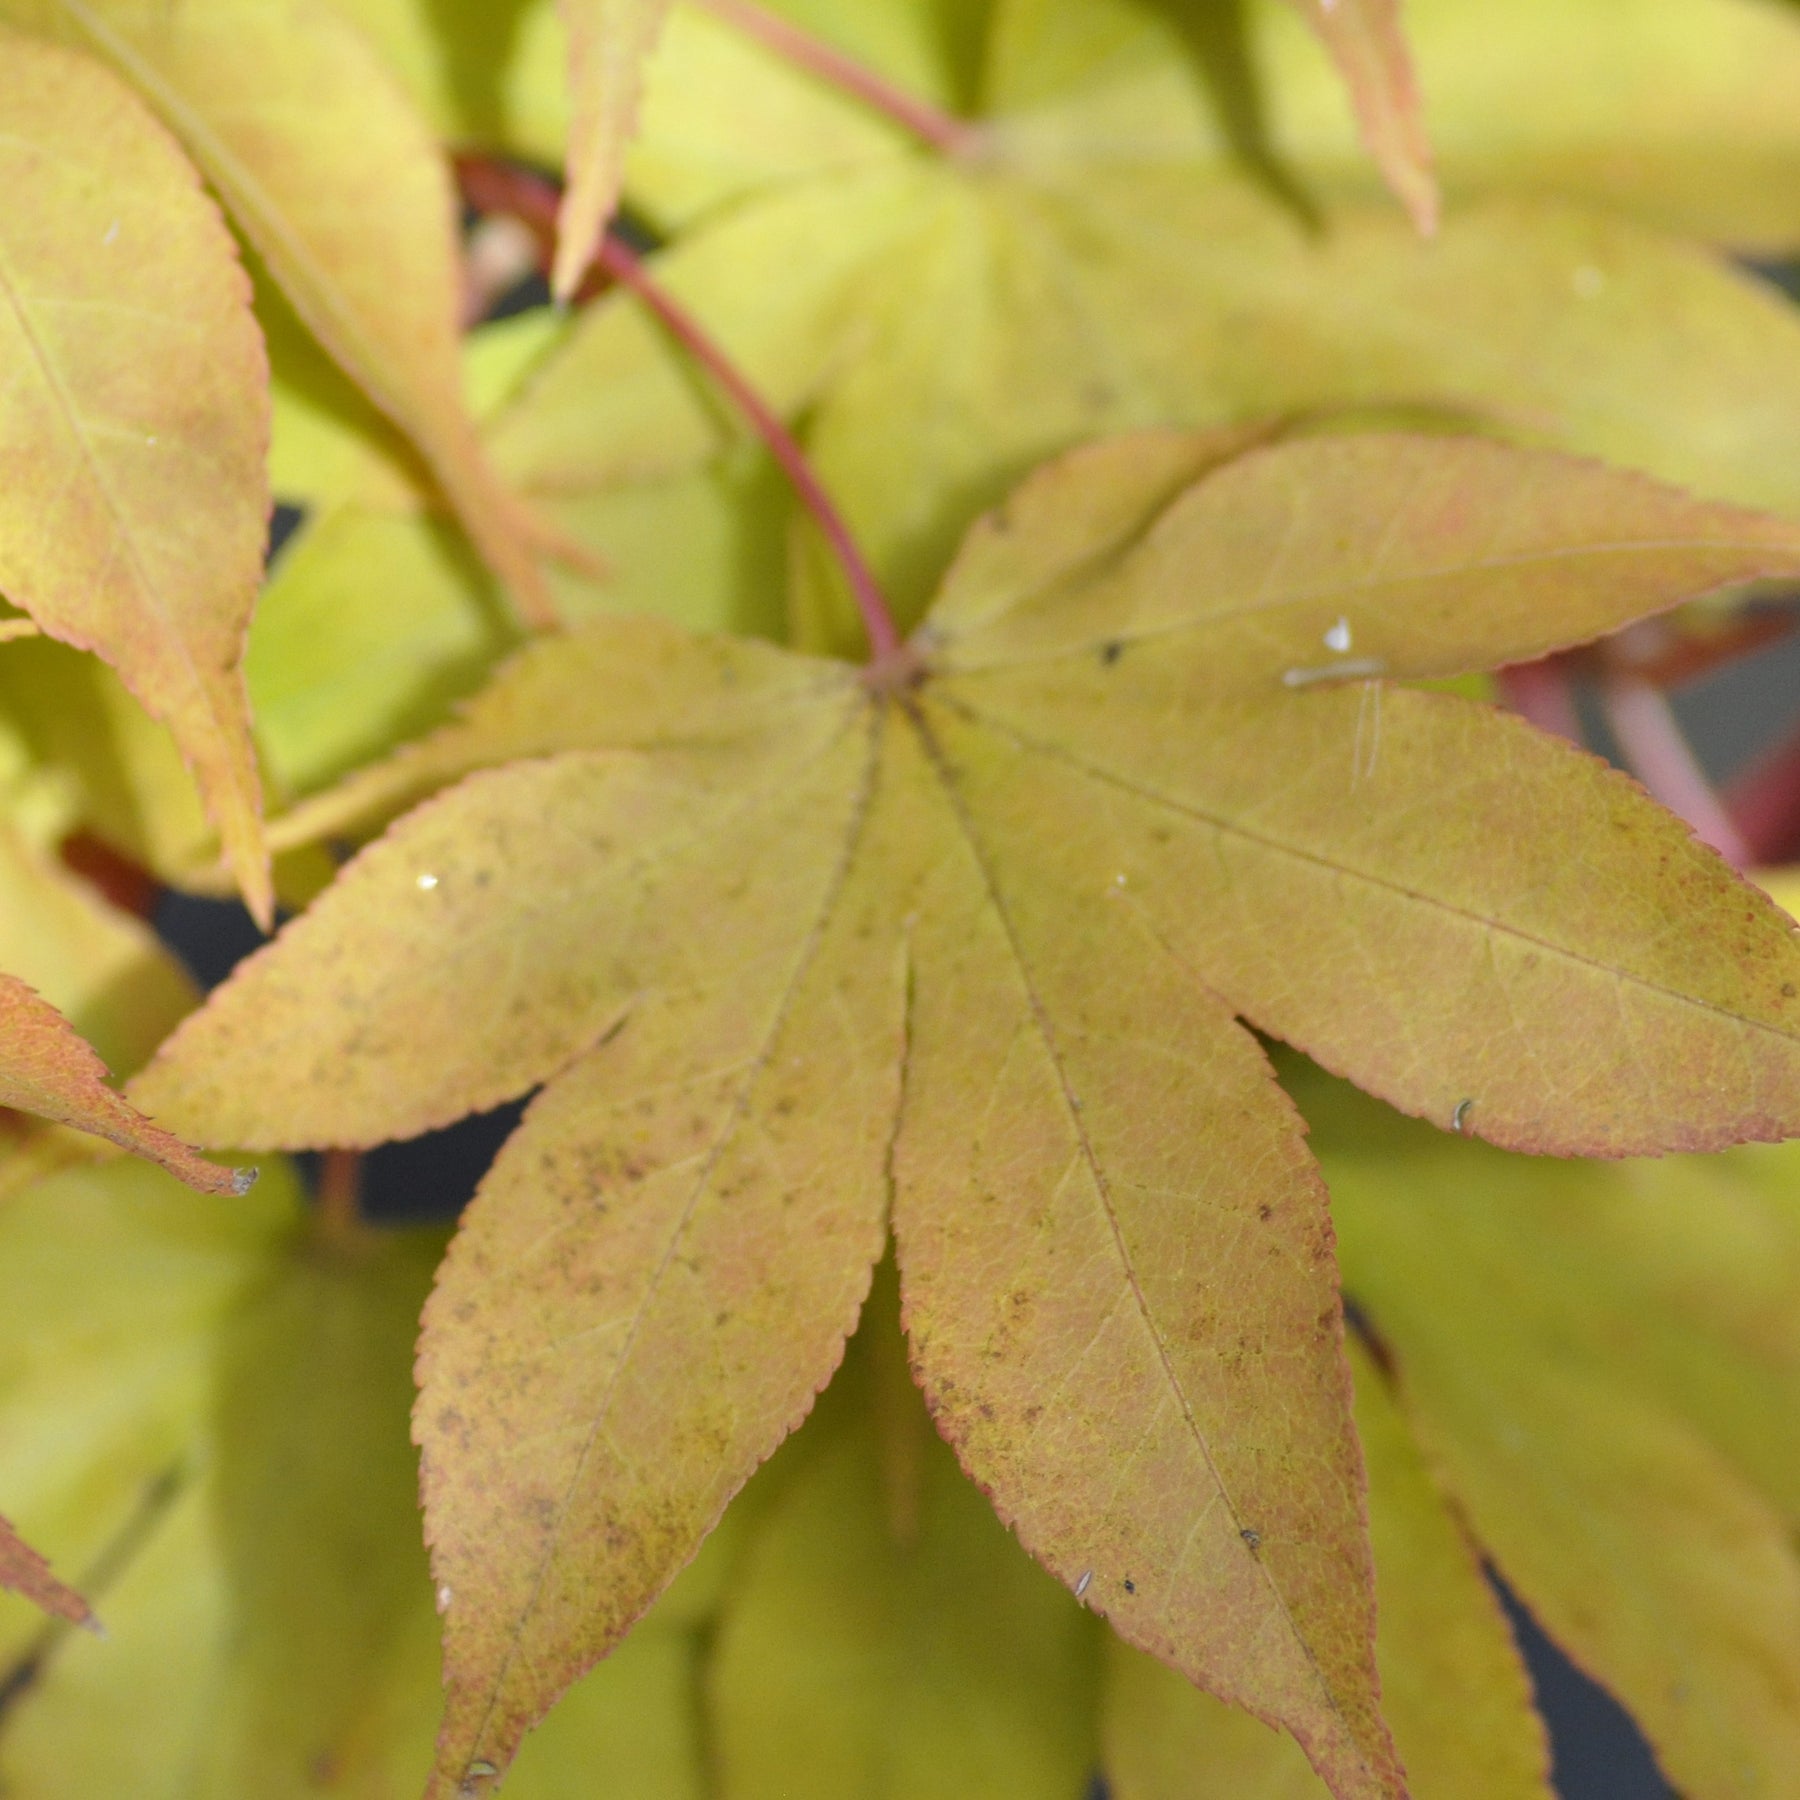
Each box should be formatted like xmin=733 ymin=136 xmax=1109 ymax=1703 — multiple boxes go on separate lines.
xmin=1113 ymin=872 xmax=1128 ymax=888
xmin=416 ymin=873 xmax=439 ymax=891
xmin=1451 ymin=1098 xmax=1473 ymax=1134
xmin=1572 ymin=264 xmax=1605 ymax=299
xmin=1324 ymin=616 xmax=1353 ymax=654
xmin=144 ymin=435 xmax=156 ymax=446
xmin=103 ymin=219 xmax=119 ymax=246
xmin=1282 ymin=656 xmax=1387 ymax=688
xmin=1074 ymin=1569 xmax=1093 ymax=1599
xmin=436 ymin=1584 xmax=453 ymax=1613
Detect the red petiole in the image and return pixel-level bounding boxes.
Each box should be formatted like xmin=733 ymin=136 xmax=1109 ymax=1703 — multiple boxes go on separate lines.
xmin=455 ymin=156 xmax=905 ymax=665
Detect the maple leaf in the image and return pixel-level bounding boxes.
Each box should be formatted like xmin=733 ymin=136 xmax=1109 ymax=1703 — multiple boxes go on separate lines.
xmin=1274 ymin=0 xmax=1800 ymax=247
xmin=0 ymin=0 xmax=553 ymax=624
xmin=0 ymin=26 xmax=271 ymax=920
xmin=135 ymin=426 xmax=1800 ymax=1798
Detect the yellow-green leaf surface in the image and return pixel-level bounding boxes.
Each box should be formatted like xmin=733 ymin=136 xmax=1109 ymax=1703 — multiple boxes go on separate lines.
xmin=0 ymin=0 xmax=552 ymax=623
xmin=1309 ymin=1074 xmax=1800 ymax=1799
xmin=0 ymin=974 xmax=246 ymax=1196
xmin=0 ymin=760 xmax=192 ymax=1077
xmin=1102 ymin=1339 xmax=1551 ymax=1800
xmin=709 ymin=1286 xmax=1100 ymax=1799
xmin=595 ymin=4 xmax=1800 ymax=645
xmin=1277 ymin=0 xmax=1436 ymax=233
xmin=554 ymin=0 xmax=674 ymax=298
xmin=0 ymin=27 xmax=271 ymax=919
xmin=133 ymin=431 xmax=1800 ymax=1797
xmin=0 ymin=1154 xmax=723 ymax=1798
xmin=1259 ymin=0 xmax=1800 ymax=249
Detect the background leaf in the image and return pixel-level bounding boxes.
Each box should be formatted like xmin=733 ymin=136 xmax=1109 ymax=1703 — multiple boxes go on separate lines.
xmin=0 ymin=26 xmax=271 ymax=917
xmin=710 ymin=1273 xmax=1102 ymax=1800
xmin=1102 ymin=1340 xmax=1551 ymax=1799
xmin=1311 ymin=1071 xmax=1800 ymax=1798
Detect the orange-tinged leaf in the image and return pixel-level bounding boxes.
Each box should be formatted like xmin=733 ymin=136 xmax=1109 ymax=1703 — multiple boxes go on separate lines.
xmin=415 ymin=743 xmax=903 ymax=1793
xmin=0 ymin=973 xmax=248 ymax=1195
xmin=0 ymin=1514 xmax=91 ymax=1631
xmin=881 ymin=713 xmax=1400 ymax=1800
xmin=1279 ymin=0 xmax=1436 ymax=233
xmin=554 ymin=0 xmax=675 ymax=301
xmin=0 ymin=27 xmax=270 ymax=921
xmin=136 ymin=431 xmax=1800 ymax=1798
xmin=9 ymin=0 xmax=552 ymax=624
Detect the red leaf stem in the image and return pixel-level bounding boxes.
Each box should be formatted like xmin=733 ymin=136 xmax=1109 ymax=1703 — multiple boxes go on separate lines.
xmin=689 ymin=0 xmax=984 ymax=156
xmin=591 ymin=234 xmax=903 ymax=662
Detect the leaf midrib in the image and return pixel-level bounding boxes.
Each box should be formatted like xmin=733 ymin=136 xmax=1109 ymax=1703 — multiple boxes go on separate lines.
xmin=900 ymin=696 xmax=1362 ymax=1749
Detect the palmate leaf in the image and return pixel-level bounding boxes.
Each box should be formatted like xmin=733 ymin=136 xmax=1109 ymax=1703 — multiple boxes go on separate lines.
xmin=0 ymin=28 xmax=271 ymax=918
xmin=1103 ymin=1341 xmax=1551 ymax=1800
xmin=134 ymin=430 xmax=1800 ymax=1798
xmin=0 ymin=0 xmax=552 ymax=623
xmin=500 ymin=4 xmax=1800 ymax=653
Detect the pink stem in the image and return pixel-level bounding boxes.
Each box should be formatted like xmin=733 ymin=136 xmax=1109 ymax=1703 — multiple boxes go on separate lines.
xmin=594 ymin=235 xmax=902 ymax=662
xmin=1599 ymin=676 xmax=1753 ymax=867
xmin=690 ymin=0 xmax=983 ymax=156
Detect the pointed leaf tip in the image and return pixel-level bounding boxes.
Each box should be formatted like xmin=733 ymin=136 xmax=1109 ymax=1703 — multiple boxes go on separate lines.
xmin=0 ymin=972 xmax=247 ymax=1195
xmin=554 ymin=0 xmax=676 ymax=301
xmin=0 ymin=28 xmax=272 ymax=918
xmin=1284 ymin=0 xmax=1438 ymax=235
xmin=0 ymin=1514 xmax=92 ymax=1630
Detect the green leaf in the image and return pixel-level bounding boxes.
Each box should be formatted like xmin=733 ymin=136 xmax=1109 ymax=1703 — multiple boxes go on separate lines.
xmin=553 ymin=0 xmax=674 ymax=299
xmin=1263 ymin=0 xmax=1800 ymax=249
xmin=604 ymin=9 xmax=1800 ymax=645
xmin=0 ymin=26 xmax=271 ymax=919
xmin=1103 ymin=1339 xmax=1552 ymax=1799
xmin=710 ymin=1275 xmax=1101 ymax=1799
xmin=0 ymin=0 xmax=554 ymax=623
xmin=1315 ymin=1080 xmax=1800 ymax=1798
